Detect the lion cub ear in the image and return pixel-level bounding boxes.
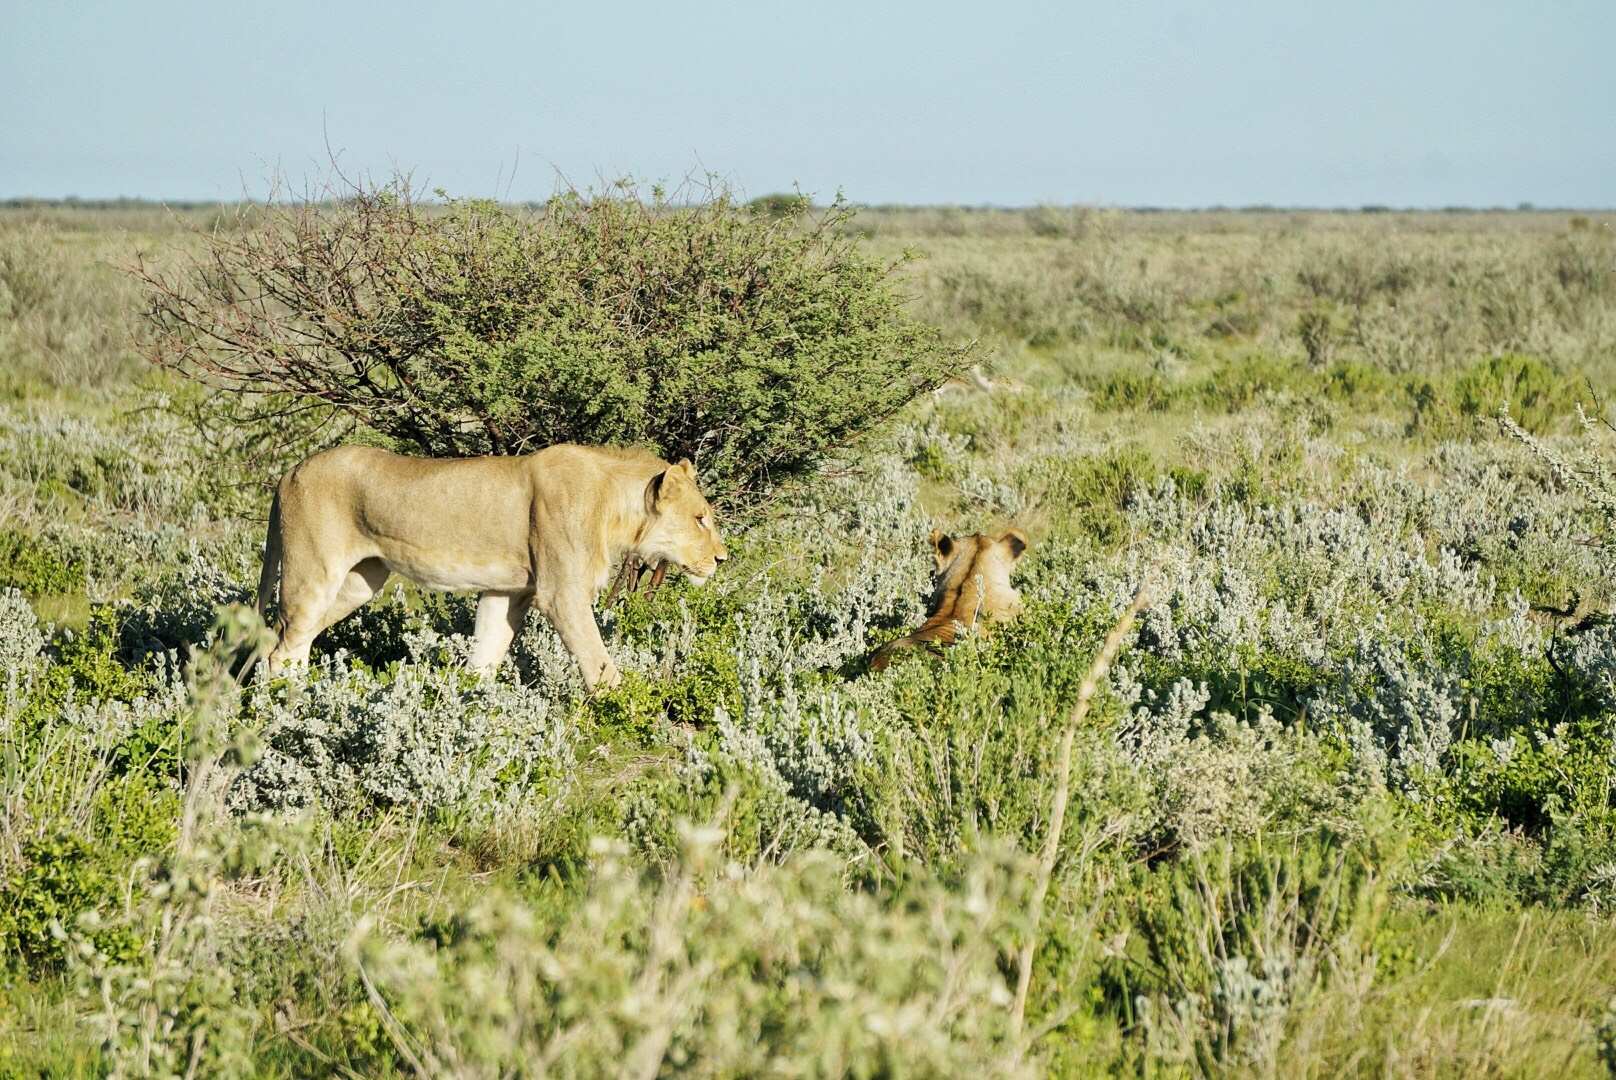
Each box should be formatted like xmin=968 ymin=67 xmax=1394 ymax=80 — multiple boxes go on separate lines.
xmin=1000 ymin=529 xmax=1028 ymax=559
xmin=676 ymin=457 xmax=696 ymax=478
xmin=931 ymin=529 xmax=955 ymax=566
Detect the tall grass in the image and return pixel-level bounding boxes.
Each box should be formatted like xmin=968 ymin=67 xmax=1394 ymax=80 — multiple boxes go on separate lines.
xmin=0 ymin=224 xmax=151 ymax=390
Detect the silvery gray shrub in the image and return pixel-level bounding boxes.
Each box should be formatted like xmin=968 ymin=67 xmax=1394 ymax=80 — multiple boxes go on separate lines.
xmin=231 ymin=658 xmax=577 ymax=816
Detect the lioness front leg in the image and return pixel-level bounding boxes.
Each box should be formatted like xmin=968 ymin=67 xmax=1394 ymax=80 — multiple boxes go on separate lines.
xmin=544 ymin=586 xmax=621 ymax=691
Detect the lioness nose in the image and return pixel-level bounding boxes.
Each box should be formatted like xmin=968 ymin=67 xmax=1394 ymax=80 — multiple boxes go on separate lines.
xmin=715 ymin=550 xmax=727 ymax=562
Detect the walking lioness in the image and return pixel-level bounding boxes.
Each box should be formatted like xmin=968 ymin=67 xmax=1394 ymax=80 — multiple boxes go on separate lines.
xmin=254 ymin=444 xmax=727 ymax=689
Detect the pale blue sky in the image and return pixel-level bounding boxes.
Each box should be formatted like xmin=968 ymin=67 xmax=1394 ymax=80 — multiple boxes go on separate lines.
xmin=4 ymin=0 xmax=1611 ymax=206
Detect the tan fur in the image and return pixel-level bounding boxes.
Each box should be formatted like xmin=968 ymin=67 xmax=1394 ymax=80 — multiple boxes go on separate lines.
xmin=254 ymin=444 xmax=727 ymax=690
xmin=867 ymin=528 xmax=1028 ymax=673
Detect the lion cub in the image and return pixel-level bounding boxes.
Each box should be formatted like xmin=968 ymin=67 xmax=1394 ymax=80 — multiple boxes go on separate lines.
xmin=867 ymin=528 xmax=1028 ymax=672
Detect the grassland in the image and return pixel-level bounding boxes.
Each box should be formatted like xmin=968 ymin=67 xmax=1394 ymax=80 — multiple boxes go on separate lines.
xmin=2 ymin=202 xmax=1616 ymax=1076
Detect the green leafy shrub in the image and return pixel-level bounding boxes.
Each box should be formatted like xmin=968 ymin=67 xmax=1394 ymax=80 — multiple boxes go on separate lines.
xmin=94 ymin=771 xmax=181 ymax=859
xmin=1033 ymin=447 xmax=1157 ymax=545
xmin=745 ymin=191 xmax=810 ymax=218
xmin=0 ymin=528 xmax=83 ymax=595
xmin=1190 ymin=354 xmax=1309 ymax=412
xmin=0 ymin=833 xmax=141 ymax=975
xmin=1413 ymin=353 xmax=1582 ymax=437
xmin=11 ymin=603 xmax=158 ymax=743
xmin=1086 ymin=369 xmax=1178 ymax=412
xmin=0 ymin=777 xmax=179 ymax=974
xmin=589 ymin=634 xmax=741 ymax=740
xmin=1454 ymin=354 xmax=1581 ymax=432
xmin=1297 ymin=309 xmax=1336 ymax=367
xmin=40 ymin=606 xmax=153 ymax=707
xmin=1323 ymin=358 xmax=1395 ymax=403
xmin=592 ymin=585 xmax=747 ymax=734
xmin=141 ymin=179 xmax=969 ymax=511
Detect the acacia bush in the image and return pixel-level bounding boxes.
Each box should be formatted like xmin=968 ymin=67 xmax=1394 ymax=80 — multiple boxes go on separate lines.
xmin=138 ymin=180 xmax=968 ymax=510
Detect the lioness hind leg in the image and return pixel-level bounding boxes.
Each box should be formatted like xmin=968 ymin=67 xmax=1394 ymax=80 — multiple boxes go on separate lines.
xmin=267 ymin=600 xmax=332 ymax=674
xmin=266 ymin=557 xmax=349 ymax=674
xmin=318 ymin=558 xmax=391 ymax=634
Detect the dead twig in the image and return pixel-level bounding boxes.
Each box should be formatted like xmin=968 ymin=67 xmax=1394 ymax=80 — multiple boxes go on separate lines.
xmin=601 ymin=555 xmax=671 ymax=609
xmin=601 ymin=554 xmax=641 ymax=608
xmin=1009 ymin=578 xmax=1155 ymax=1048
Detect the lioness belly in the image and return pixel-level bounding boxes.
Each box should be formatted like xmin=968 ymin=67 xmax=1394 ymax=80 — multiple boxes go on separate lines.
xmin=377 ymin=546 xmax=531 ymax=594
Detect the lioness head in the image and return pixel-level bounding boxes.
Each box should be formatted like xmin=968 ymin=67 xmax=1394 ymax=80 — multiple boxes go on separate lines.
xmin=928 ymin=527 xmax=1028 ymax=624
xmin=641 ymin=459 xmax=728 ymax=584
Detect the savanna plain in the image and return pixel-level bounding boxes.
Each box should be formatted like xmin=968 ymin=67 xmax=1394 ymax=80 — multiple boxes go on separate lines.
xmin=3 ymin=198 xmax=1616 ymax=1077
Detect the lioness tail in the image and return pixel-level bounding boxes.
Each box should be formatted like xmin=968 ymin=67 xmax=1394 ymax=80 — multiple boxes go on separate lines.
xmin=866 ymin=636 xmax=905 ymax=673
xmin=256 ymin=489 xmax=283 ymax=621
xmin=866 ymin=631 xmax=936 ymax=672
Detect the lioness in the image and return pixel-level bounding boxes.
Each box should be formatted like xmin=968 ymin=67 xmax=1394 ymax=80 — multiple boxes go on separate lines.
xmin=254 ymin=444 xmax=727 ymax=689
xmin=867 ymin=528 xmax=1027 ymax=672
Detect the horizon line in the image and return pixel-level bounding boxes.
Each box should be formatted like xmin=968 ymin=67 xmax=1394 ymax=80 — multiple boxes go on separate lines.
xmin=2 ymin=195 xmax=1613 ymax=215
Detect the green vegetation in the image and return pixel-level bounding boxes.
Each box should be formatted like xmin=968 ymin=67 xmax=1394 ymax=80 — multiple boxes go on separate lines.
xmin=3 ymin=204 xmax=1616 ymax=1075
xmin=138 ymin=181 xmax=968 ymax=512
xmin=0 ymin=528 xmax=83 ymax=595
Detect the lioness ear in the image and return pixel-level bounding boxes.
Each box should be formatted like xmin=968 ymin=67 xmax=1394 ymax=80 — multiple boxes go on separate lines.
xmin=931 ymin=529 xmax=954 ymax=563
xmin=676 ymin=457 xmax=696 ymax=478
xmin=645 ymin=469 xmax=671 ymax=514
xmin=1001 ymin=529 xmax=1028 ymax=559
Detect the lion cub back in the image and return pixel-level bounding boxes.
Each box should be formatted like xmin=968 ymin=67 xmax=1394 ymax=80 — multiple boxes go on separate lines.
xmin=868 ymin=528 xmax=1028 ymax=672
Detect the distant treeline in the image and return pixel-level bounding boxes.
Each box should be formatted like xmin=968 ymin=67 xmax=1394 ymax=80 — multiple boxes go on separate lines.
xmin=0 ymin=196 xmax=1606 ymax=214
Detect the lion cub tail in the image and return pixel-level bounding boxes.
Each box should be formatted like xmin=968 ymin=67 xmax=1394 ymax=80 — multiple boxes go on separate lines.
xmin=255 ymin=490 xmax=284 ymax=622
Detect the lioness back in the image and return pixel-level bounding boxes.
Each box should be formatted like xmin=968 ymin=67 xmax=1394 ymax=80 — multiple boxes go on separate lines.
xmin=867 ymin=528 xmax=1028 ymax=672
